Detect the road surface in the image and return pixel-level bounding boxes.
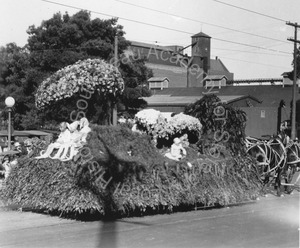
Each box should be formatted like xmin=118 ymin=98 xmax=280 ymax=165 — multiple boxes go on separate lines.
xmin=0 ymin=192 xmax=299 ymax=248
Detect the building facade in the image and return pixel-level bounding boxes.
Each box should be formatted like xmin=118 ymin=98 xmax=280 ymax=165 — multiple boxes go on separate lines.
xmin=128 ymin=32 xmax=299 ymax=139
xmin=127 ymin=32 xmax=234 ymax=89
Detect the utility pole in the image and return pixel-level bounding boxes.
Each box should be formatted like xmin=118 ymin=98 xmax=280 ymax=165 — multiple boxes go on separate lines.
xmin=114 ymin=35 xmax=118 ymax=66
xmin=112 ymin=35 xmax=118 ymax=126
xmin=287 ymin=21 xmax=300 ymax=140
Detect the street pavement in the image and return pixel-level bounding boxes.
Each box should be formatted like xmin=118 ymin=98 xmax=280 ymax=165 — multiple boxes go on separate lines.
xmin=0 ymin=192 xmax=299 ymax=248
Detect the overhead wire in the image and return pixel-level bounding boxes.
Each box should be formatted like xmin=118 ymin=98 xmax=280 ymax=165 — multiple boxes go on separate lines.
xmin=211 ymin=0 xmax=286 ymax=22
xmin=130 ymin=39 xmax=291 ymax=69
xmin=114 ymin=0 xmax=291 ymax=55
xmin=141 ymin=38 xmax=291 ymax=57
xmin=41 ymin=0 xmax=291 ymax=55
xmin=128 ymin=39 xmax=291 ymax=58
xmin=39 ymin=0 xmax=295 ymax=73
xmin=28 ymin=36 xmax=290 ymax=70
xmin=212 ymin=37 xmax=290 ymax=55
xmin=215 ymin=55 xmax=291 ymax=69
xmin=41 ymin=0 xmax=191 ymax=35
xmin=115 ymin=0 xmax=290 ymax=45
xmin=212 ymin=47 xmax=291 ymax=57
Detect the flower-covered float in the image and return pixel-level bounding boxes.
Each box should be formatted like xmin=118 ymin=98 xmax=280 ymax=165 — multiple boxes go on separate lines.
xmin=0 ymin=59 xmax=262 ymax=219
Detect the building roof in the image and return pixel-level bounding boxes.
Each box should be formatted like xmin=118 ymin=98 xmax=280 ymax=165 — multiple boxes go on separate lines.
xmin=128 ymin=41 xmax=233 ymax=79
xmin=129 ymin=41 xmax=182 ymax=52
xmin=209 ymin=58 xmax=234 ymax=80
xmin=146 ymin=85 xmax=299 ymax=107
xmin=0 ymin=130 xmax=51 ymax=137
xmin=281 ymin=72 xmax=290 ymax=77
xmin=148 ymin=77 xmax=170 ymax=82
xmin=281 ymin=71 xmax=295 ymax=80
xmin=228 ymin=78 xmax=283 ymax=84
xmin=128 ymin=40 xmax=234 ymax=81
xmin=23 ymin=130 xmax=52 ymax=136
xmin=0 ymin=130 xmax=30 ymax=137
xmin=191 ymin=32 xmax=211 ymax=38
xmin=204 ymin=75 xmax=228 ymax=81
xmin=210 ymin=59 xmax=231 ymax=74
xmin=143 ymin=94 xmax=261 ymax=106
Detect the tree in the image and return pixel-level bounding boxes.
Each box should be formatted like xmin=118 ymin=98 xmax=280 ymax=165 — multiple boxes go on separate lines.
xmin=295 ymin=46 xmax=300 ymax=78
xmin=118 ymin=55 xmax=153 ymax=116
xmin=184 ymin=94 xmax=247 ymax=155
xmin=0 ymin=43 xmax=38 ymax=129
xmin=286 ymin=46 xmax=300 ymax=80
xmin=119 ymin=55 xmax=153 ymax=88
xmin=0 ymin=10 xmax=152 ymax=129
xmin=27 ymin=11 xmax=129 ymax=72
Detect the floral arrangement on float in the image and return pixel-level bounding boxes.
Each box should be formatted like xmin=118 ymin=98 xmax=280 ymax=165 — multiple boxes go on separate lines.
xmin=167 ymin=113 xmax=202 ymax=134
xmin=134 ymin=109 xmax=202 ymax=144
xmin=134 ymin=109 xmax=162 ymax=126
xmin=35 ymin=58 xmax=124 ymax=109
xmin=1 ymin=125 xmax=261 ymax=218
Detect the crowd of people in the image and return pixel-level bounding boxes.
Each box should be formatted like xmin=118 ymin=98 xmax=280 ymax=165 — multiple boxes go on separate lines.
xmin=0 ymin=153 xmax=18 ymax=180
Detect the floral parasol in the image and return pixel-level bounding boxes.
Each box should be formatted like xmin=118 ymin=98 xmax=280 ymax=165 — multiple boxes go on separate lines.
xmin=35 ymin=58 xmax=124 ymax=109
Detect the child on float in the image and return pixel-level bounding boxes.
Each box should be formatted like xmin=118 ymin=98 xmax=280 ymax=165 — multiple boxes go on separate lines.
xmin=58 ymin=117 xmax=91 ymax=161
xmin=51 ymin=120 xmax=80 ymax=160
xmin=165 ymin=137 xmax=187 ymax=161
xmin=35 ymin=122 xmax=71 ymax=159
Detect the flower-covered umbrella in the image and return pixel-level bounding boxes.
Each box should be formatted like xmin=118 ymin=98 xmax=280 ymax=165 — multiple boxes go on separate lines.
xmin=35 ymin=58 xmax=124 ymax=109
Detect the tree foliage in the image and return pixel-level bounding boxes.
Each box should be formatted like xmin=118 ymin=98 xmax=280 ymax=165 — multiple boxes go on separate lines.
xmin=0 ymin=10 xmax=152 ymax=129
xmin=286 ymin=46 xmax=300 ymax=80
xmin=117 ymin=55 xmax=153 ymax=116
xmin=184 ymin=94 xmax=247 ymax=155
xmin=27 ymin=11 xmax=129 ymax=71
xmin=0 ymin=43 xmax=40 ymax=128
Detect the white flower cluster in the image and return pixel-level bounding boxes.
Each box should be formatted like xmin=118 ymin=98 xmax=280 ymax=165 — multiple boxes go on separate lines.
xmin=168 ymin=113 xmax=202 ymax=132
xmin=134 ymin=109 xmax=202 ymax=140
xmin=35 ymin=58 xmax=124 ymax=109
xmin=134 ymin=109 xmax=162 ymax=126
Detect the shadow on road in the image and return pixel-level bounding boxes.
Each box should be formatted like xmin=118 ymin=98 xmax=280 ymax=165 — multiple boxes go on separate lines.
xmin=117 ymin=219 xmax=152 ymax=226
xmin=97 ymin=217 xmax=153 ymax=248
xmin=98 ymin=218 xmax=118 ymax=248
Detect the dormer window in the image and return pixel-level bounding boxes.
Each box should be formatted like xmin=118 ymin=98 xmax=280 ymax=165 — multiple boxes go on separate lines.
xmin=148 ymin=77 xmax=170 ymax=90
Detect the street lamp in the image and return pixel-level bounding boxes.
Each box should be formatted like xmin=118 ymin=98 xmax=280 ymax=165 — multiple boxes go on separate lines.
xmin=5 ymin=96 xmax=15 ymax=150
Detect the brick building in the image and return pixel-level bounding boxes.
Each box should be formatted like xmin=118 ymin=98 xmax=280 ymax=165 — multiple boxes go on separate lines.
xmin=128 ymin=32 xmax=299 ymax=139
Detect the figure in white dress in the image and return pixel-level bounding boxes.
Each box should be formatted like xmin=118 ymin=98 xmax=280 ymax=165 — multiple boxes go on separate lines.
xmin=51 ymin=120 xmax=80 ymax=159
xmin=35 ymin=118 xmax=91 ymax=161
xmin=165 ymin=137 xmax=187 ymax=161
xmin=35 ymin=122 xmax=71 ymax=159
xmin=59 ymin=117 xmax=91 ymax=161
xmin=77 ymin=117 xmax=91 ymax=143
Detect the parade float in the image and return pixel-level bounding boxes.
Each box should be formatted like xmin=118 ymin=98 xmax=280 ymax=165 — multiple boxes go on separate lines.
xmin=0 ymin=59 xmax=262 ymax=219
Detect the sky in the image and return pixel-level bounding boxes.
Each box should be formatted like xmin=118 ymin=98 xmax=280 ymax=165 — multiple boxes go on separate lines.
xmin=1 ymin=0 xmax=299 ymax=79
